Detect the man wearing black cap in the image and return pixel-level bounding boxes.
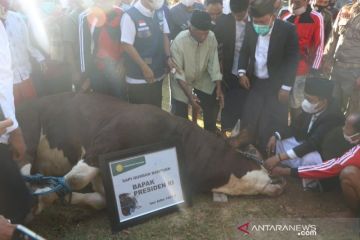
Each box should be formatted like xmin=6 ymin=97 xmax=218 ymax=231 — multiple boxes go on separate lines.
xmin=233 ymin=0 xmax=299 ymax=152
xmin=265 ymin=77 xmax=344 ymax=187
xmin=170 ymin=10 xmax=224 ymax=132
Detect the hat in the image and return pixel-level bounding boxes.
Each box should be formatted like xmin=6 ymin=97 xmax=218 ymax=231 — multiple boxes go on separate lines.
xmin=190 ymin=10 xmax=212 ymax=31
xmin=0 ymin=0 xmax=9 ymax=10
xmin=249 ymin=0 xmax=275 ymax=17
xmin=304 ymin=77 xmax=334 ymax=100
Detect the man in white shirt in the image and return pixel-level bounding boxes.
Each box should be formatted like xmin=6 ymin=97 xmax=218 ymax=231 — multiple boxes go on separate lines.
xmin=121 ymin=0 xmax=174 ymax=107
xmin=1 ymin=0 xmax=45 ymax=105
xmin=0 ymin=12 xmax=32 ymax=224
xmin=232 ymin=0 xmax=299 ymax=154
xmin=214 ymin=0 xmax=249 ymax=132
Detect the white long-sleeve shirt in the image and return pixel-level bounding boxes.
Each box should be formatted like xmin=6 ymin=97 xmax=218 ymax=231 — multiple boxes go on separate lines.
xmin=5 ymin=11 xmax=45 ymax=84
xmin=0 ymin=21 xmax=18 ymax=144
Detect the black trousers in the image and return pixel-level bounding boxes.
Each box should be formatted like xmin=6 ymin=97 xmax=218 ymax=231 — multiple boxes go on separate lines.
xmin=242 ymin=77 xmax=288 ymax=153
xmin=171 ymin=88 xmax=219 ymax=132
xmin=221 ymin=73 xmax=248 ymax=131
xmin=127 ymin=80 xmax=163 ymax=108
xmin=0 ymin=144 xmax=32 ymax=223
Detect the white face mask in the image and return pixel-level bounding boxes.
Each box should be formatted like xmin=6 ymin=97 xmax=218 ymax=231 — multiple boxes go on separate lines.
xmin=301 ymin=99 xmax=318 ymax=114
xmin=290 ymin=5 xmax=307 ymax=15
xmin=121 ymin=3 xmax=132 ymax=11
xmin=181 ymin=0 xmax=195 ymax=7
xmin=343 ymin=132 xmax=360 ymax=144
xmin=148 ymin=0 xmax=164 ymax=10
xmin=82 ymin=0 xmax=94 ymax=8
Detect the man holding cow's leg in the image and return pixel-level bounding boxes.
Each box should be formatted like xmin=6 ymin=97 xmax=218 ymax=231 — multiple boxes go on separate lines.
xmin=0 ymin=16 xmax=32 ymax=224
xmin=265 ymin=77 xmax=344 ymax=189
xmin=265 ymin=113 xmax=360 ymax=216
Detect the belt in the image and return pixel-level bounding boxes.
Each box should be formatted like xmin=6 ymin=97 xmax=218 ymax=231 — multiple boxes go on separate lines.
xmin=335 ymin=60 xmax=360 ymax=69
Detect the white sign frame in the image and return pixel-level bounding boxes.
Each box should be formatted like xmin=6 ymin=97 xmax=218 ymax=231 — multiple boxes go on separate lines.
xmin=100 ymin=140 xmax=189 ymax=232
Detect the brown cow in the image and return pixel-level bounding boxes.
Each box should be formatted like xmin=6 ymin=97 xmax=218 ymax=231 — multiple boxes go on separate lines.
xmin=16 ymin=93 xmax=284 ymax=213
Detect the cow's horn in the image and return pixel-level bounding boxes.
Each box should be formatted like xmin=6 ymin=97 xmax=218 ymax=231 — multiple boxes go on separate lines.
xmin=230 ymin=119 xmax=241 ymax=137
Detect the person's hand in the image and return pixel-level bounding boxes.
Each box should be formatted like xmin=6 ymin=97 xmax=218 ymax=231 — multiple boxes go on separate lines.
xmin=9 ymin=128 xmax=26 ymax=161
xmin=278 ymin=89 xmax=290 ymax=104
xmin=141 ymin=64 xmax=155 ymax=83
xmin=264 ymin=155 xmax=281 ymax=171
xmin=239 ymin=75 xmax=250 ymax=90
xmin=0 ymin=215 xmax=16 ymax=240
xmin=216 ymin=86 xmax=224 ymax=109
xmin=0 ymin=119 xmax=13 ymax=135
xmin=191 ymin=95 xmax=202 ymax=114
xmin=269 ymin=166 xmax=289 ymax=177
xmin=167 ymin=57 xmax=180 ymax=74
xmin=39 ymin=60 xmax=48 ymax=73
xmin=266 ymin=136 xmax=277 ymax=157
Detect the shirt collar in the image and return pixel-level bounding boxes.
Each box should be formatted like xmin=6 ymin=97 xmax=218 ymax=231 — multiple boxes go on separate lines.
xmin=135 ymin=1 xmax=155 ymax=18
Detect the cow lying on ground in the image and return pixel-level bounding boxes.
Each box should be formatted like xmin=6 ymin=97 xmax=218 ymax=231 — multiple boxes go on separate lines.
xmin=16 ymin=93 xmax=285 ymax=213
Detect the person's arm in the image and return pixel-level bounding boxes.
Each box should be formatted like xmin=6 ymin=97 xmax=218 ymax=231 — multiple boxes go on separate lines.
xmin=311 ymin=12 xmax=324 ymax=70
xmin=121 ymin=13 xmax=155 ymax=82
xmin=322 ymin=8 xmax=341 ymax=75
xmin=0 ymin=22 xmax=19 ymax=139
xmin=0 ymin=22 xmax=26 ymax=160
xmin=0 ymin=119 xmax=13 ymax=135
xmin=276 ymin=146 xmax=360 ymax=178
xmin=282 ymin=23 xmax=299 ymax=89
xmin=238 ymin=22 xmax=252 ymax=90
xmin=207 ymin=35 xmax=224 ymax=108
xmin=163 ymin=17 xmax=176 ymax=71
xmin=0 ymin=215 xmax=16 ymax=240
xmin=22 ymin=15 xmax=46 ymax=70
xmin=171 ymin=38 xmax=201 ymax=111
xmin=238 ymin=22 xmax=251 ymax=76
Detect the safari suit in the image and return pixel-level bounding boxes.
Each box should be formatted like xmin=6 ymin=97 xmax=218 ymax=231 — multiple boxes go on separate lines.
xmin=323 ymin=2 xmax=360 ymax=113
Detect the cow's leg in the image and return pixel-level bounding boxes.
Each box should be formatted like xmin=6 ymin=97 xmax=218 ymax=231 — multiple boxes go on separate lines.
xmin=62 ymin=173 xmax=106 ymax=209
xmin=64 ymin=160 xmax=99 ymax=190
xmin=34 ymin=160 xmax=99 ymax=214
xmin=212 ymin=168 xmax=285 ymax=196
xmin=64 ymin=192 xmax=106 ymax=210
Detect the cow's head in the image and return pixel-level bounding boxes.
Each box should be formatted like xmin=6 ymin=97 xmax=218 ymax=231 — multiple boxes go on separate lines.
xmin=224 ymin=120 xmax=255 ymax=149
xmin=213 ymin=121 xmax=286 ymax=197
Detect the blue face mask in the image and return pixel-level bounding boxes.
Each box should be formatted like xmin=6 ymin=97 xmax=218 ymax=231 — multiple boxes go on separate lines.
xmin=253 ymin=23 xmax=271 ymax=36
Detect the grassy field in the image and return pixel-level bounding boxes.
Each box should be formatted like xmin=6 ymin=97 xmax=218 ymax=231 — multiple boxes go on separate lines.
xmin=29 ymin=178 xmax=356 ymax=240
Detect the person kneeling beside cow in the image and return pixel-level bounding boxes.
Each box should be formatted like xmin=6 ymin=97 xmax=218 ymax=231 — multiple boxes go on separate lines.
xmin=265 ymin=113 xmax=360 ymax=217
xmin=265 ymin=77 xmax=344 ymax=189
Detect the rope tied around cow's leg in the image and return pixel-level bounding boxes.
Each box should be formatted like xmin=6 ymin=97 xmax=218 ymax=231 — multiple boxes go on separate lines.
xmin=23 ymin=174 xmax=72 ymax=204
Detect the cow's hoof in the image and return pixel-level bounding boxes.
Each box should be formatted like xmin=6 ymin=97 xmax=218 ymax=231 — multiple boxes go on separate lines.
xmin=263 ymin=180 xmax=287 ymax=197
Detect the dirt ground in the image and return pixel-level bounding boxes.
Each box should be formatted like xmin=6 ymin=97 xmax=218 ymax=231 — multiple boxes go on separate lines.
xmin=28 ymin=79 xmax=359 ymax=239
xmin=28 ymin=178 xmax=356 ymax=240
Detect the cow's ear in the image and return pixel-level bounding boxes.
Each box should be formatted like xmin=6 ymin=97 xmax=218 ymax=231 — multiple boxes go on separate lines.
xmin=230 ymin=119 xmax=241 ymax=138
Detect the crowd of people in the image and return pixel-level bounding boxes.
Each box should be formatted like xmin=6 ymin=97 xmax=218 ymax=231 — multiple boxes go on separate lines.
xmin=0 ymin=0 xmax=360 ymax=235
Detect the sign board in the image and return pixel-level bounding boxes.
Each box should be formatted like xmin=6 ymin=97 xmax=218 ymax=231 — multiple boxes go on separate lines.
xmin=100 ymin=140 xmax=188 ymax=232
